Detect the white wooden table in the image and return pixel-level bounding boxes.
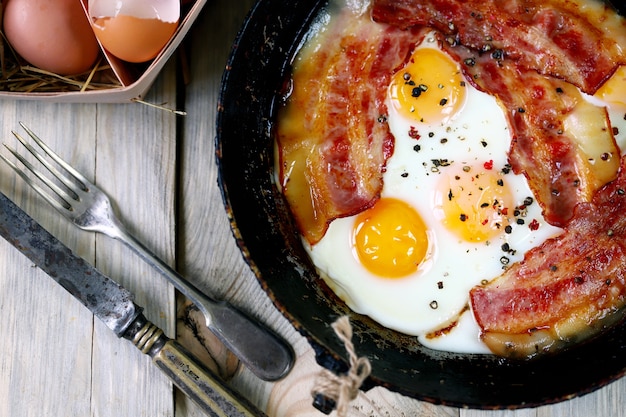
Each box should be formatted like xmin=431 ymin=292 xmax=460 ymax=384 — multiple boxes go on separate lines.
xmin=0 ymin=1 xmax=624 ymax=416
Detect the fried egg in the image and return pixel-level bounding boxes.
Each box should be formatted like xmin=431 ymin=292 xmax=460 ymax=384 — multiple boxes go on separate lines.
xmin=591 ymin=65 xmax=626 ymax=149
xmin=305 ymin=33 xmax=566 ymax=353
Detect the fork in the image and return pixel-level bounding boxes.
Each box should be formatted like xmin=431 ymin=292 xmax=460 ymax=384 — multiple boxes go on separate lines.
xmin=0 ymin=122 xmax=294 ymax=381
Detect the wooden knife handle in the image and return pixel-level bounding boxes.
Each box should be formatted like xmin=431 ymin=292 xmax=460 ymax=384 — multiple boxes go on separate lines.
xmin=125 ymin=313 xmax=266 ymax=417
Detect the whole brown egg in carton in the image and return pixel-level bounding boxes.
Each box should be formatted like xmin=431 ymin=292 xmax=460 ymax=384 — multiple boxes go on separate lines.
xmin=3 ymin=0 xmax=101 ymax=75
xmin=0 ymin=0 xmax=205 ymax=102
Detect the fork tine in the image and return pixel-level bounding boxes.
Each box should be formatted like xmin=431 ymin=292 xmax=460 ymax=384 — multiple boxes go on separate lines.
xmin=11 ymin=129 xmax=84 ymax=200
xmin=0 ymin=147 xmax=71 ymax=214
xmin=18 ymin=121 xmax=90 ymax=192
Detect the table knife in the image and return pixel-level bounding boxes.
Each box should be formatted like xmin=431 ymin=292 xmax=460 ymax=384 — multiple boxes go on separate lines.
xmin=0 ymin=191 xmax=266 ymax=417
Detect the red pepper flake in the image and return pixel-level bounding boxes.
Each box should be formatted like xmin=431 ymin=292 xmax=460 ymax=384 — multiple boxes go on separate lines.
xmin=501 ymin=207 xmax=508 ymax=215
xmin=529 ymin=219 xmax=540 ymax=231
xmin=408 ymin=126 xmax=420 ymax=139
xmin=481 ymin=219 xmax=488 ymax=226
xmin=483 ymin=160 xmax=494 ymax=170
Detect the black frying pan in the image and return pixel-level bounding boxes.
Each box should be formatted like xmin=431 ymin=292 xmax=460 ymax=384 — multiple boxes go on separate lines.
xmin=216 ymin=0 xmax=626 ymax=409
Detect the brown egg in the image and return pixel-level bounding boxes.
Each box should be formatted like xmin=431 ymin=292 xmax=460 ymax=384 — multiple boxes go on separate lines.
xmin=3 ymin=0 xmax=101 ymax=75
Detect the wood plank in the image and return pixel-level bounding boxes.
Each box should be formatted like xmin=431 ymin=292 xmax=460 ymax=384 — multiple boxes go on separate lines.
xmin=0 ymin=102 xmax=98 ymax=417
xmin=177 ymin=0 xmax=292 ymax=414
xmin=89 ymin=60 xmax=179 ymax=417
xmin=0 ymin=59 xmax=178 ymax=416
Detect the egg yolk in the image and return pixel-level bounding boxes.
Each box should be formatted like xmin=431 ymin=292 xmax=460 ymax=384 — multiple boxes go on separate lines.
xmin=353 ymin=198 xmax=429 ymax=278
xmin=436 ymin=166 xmax=513 ymax=242
xmin=389 ymin=46 xmax=467 ymax=124
xmin=594 ymin=65 xmax=626 ymax=109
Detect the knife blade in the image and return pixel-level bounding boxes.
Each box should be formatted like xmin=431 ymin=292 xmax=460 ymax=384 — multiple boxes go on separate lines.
xmin=0 ymin=191 xmax=266 ymax=417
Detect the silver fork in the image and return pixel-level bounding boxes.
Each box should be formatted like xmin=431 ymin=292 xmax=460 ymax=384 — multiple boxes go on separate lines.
xmin=0 ymin=122 xmax=293 ymax=381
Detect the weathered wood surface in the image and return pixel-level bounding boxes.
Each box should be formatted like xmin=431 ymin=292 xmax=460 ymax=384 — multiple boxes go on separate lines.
xmin=0 ymin=1 xmax=624 ymax=416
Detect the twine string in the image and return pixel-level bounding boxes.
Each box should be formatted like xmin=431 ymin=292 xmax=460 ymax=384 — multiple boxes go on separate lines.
xmin=312 ymin=316 xmax=372 ymax=416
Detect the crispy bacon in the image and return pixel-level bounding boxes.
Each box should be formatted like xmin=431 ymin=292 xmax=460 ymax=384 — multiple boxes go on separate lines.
xmin=372 ymin=0 xmax=626 ymax=93
xmin=276 ymin=9 xmax=420 ymax=244
xmin=372 ymin=0 xmax=624 ymax=226
xmin=443 ymin=44 xmax=620 ymax=227
xmin=470 ymin=156 xmax=626 ymax=358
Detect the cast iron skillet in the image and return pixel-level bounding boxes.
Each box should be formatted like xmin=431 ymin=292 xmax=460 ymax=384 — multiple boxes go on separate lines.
xmin=216 ymin=0 xmax=626 ymax=409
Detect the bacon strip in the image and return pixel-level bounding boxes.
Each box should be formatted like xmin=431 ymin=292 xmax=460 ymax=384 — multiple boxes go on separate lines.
xmin=443 ymin=44 xmax=620 ymax=227
xmin=372 ymin=0 xmax=626 ymax=93
xmin=372 ymin=0 xmax=624 ymax=226
xmin=276 ymin=10 xmax=420 ymax=244
xmin=470 ymin=157 xmax=626 ymax=358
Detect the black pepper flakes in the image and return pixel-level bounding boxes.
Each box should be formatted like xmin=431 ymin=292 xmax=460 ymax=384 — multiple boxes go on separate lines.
xmin=412 ymin=87 xmax=422 ymax=98
xmin=550 ymin=265 xmax=557 ymax=272
xmin=505 ymin=225 xmax=513 ymax=234
xmin=432 ymin=159 xmax=451 ymax=167
xmin=464 ymin=57 xmax=476 ymax=66
xmin=459 ymin=213 xmax=468 ymax=222
xmin=401 ymin=172 xmax=409 ymax=178
xmin=439 ymin=98 xmax=448 ymax=106
xmin=496 ymin=179 xmax=504 ymax=186
xmin=413 ymin=144 xmax=421 ymax=152
xmin=430 ymin=300 xmax=439 ymax=309
xmin=437 ymin=281 xmax=444 ymax=289
xmin=491 ymin=49 xmax=504 ymax=60
xmin=516 ymin=218 xmax=525 ymax=225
